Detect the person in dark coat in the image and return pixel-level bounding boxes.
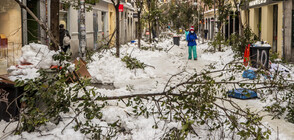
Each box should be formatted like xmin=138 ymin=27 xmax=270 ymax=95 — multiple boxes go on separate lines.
xmin=59 ymin=24 xmax=71 ymax=53
xmin=186 ymin=26 xmax=198 ymax=60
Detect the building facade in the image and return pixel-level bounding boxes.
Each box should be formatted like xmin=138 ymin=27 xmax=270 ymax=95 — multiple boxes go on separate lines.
xmin=202 ymin=0 xmax=240 ymax=41
xmin=66 ymin=0 xmax=136 ymax=57
xmin=0 ymin=0 xmax=137 ymax=74
xmin=203 ymin=8 xmax=217 ymax=40
xmin=241 ymin=0 xmax=294 ymax=61
xmin=201 ymin=0 xmax=293 ymax=62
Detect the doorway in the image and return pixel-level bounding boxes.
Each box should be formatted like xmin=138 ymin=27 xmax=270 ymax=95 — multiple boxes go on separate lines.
xmin=258 ymin=8 xmax=261 ymax=39
xmin=101 ymin=12 xmax=106 ymax=39
xmin=208 ymin=18 xmax=211 ymax=39
xmin=27 ymin=0 xmax=39 ymax=43
xmin=235 ymin=11 xmax=239 ymax=35
xmin=225 ymin=19 xmax=229 ymax=40
xmin=273 ymin=5 xmax=278 ymax=52
xmin=93 ymin=10 xmax=98 ymax=50
xmin=109 ymin=12 xmax=115 ymax=45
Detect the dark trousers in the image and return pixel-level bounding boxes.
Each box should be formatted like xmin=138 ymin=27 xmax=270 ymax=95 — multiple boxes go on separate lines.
xmin=62 ymin=45 xmax=70 ymax=53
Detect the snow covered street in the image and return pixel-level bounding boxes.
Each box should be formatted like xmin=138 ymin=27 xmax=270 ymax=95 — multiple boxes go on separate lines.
xmin=2 ymin=0 xmax=294 ymax=139
xmin=88 ymin=38 xmax=217 ymax=93
xmin=1 ymin=37 xmax=294 ymax=140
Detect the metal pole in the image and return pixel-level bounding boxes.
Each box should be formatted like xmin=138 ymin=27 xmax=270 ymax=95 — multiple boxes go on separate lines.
xmin=79 ymin=0 xmax=87 ymax=59
xmin=47 ymin=0 xmax=51 ymax=46
xmin=197 ymin=1 xmax=200 ymax=34
xmin=213 ymin=0 xmax=216 ymax=40
xmin=282 ymin=0 xmax=285 ymax=59
xmin=12 ymin=42 xmax=14 ymax=65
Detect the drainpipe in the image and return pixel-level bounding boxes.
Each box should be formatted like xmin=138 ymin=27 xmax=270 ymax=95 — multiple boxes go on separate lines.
xmin=21 ymin=2 xmax=24 ymax=47
xmin=282 ymin=0 xmax=285 ymax=59
xmin=47 ymin=0 xmax=51 ymax=46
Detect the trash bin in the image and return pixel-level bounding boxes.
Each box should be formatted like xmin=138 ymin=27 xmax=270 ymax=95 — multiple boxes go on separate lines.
xmin=173 ymin=36 xmax=180 ymax=46
xmin=250 ymin=45 xmax=271 ymax=69
xmin=0 ymin=78 xmax=23 ymax=122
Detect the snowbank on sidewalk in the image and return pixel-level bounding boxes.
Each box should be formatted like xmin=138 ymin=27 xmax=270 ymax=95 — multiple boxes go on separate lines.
xmin=7 ymin=43 xmax=59 ymax=81
xmin=198 ymin=45 xmax=235 ymax=69
xmin=270 ymin=63 xmax=291 ymax=76
xmin=19 ymin=43 xmax=59 ymax=69
xmin=87 ymin=39 xmax=187 ymax=88
xmin=87 ymin=49 xmax=157 ymax=85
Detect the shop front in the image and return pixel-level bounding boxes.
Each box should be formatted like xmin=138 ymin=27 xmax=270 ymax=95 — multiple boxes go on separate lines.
xmin=0 ymin=0 xmax=22 ymax=75
xmin=241 ymin=0 xmax=283 ymax=58
xmin=204 ymin=9 xmax=217 ymax=40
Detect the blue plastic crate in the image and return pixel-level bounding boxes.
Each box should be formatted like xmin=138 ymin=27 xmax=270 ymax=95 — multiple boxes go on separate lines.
xmin=227 ymin=88 xmax=258 ymax=99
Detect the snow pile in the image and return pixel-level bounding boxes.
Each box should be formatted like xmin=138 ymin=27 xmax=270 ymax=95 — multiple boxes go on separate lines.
xmin=88 ymin=38 xmax=187 ymax=88
xmin=88 ymin=50 xmax=156 ymax=85
xmin=0 ymin=120 xmax=85 ymax=140
xmin=270 ymin=63 xmax=291 ymax=76
xmin=156 ymin=39 xmax=173 ymax=49
xmin=199 ymin=45 xmax=235 ymax=68
xmin=252 ymin=41 xmax=271 ymax=47
xmin=7 ymin=43 xmax=58 ymax=81
xmin=19 ymin=43 xmax=58 ymax=69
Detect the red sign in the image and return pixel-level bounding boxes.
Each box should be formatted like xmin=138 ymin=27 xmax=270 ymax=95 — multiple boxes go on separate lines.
xmin=119 ymin=4 xmax=124 ymax=12
xmin=0 ymin=35 xmax=8 ymax=49
xmin=146 ymin=31 xmax=150 ymax=35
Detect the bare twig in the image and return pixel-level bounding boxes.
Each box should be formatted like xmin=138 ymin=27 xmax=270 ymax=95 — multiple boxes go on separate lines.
xmin=61 ymin=111 xmax=82 ymax=134
xmin=5 ymin=93 xmax=23 ymax=120
xmin=163 ymin=71 xmax=186 ymax=92
xmin=2 ymin=121 xmax=14 ymax=133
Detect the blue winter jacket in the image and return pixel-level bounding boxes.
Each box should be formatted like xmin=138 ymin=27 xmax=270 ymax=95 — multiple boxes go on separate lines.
xmin=187 ymin=32 xmax=197 ymax=46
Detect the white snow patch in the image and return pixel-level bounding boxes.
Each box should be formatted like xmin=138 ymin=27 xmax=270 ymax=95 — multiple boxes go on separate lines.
xmin=7 ymin=43 xmax=59 ymax=81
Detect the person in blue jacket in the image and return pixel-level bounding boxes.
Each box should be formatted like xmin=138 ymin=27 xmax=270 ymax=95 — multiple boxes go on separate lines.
xmin=186 ymin=26 xmax=198 ymax=60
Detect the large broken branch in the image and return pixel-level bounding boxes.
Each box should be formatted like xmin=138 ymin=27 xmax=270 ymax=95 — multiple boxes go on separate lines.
xmin=15 ymin=0 xmax=59 ymax=50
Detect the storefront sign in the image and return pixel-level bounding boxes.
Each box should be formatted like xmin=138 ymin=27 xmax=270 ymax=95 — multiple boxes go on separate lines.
xmin=119 ymin=4 xmax=124 ymax=12
xmin=247 ymin=0 xmax=282 ymax=8
xmin=249 ymin=0 xmax=267 ymax=7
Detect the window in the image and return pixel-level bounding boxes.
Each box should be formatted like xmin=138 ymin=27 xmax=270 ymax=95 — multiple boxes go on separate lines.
xmin=101 ymin=12 xmax=106 ymax=38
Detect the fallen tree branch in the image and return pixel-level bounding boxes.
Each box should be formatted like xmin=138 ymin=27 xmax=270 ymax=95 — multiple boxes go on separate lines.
xmin=61 ymin=110 xmax=82 ymax=134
